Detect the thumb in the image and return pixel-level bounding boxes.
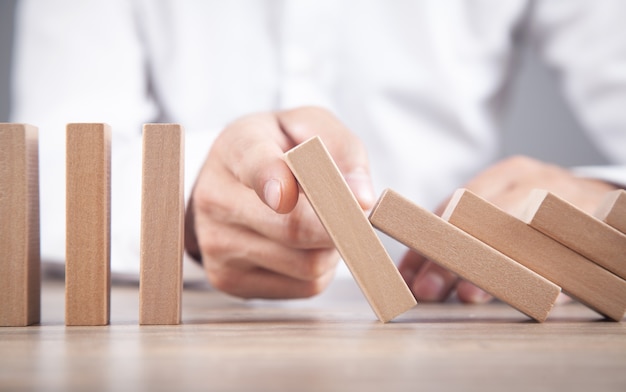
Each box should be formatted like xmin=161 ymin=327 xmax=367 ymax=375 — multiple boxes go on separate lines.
xmin=217 ymin=113 xmax=300 ymax=214
xmin=278 ymin=106 xmax=376 ymax=209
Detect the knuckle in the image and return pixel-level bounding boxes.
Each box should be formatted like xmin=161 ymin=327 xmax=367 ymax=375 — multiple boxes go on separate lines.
xmin=299 ymin=273 xmax=334 ymax=298
xmin=205 ymin=264 xmax=241 ymax=296
xmin=283 ymin=206 xmax=328 ymax=248
xmin=297 ymin=249 xmax=339 ymax=281
xmin=502 ymin=155 xmax=537 ymax=170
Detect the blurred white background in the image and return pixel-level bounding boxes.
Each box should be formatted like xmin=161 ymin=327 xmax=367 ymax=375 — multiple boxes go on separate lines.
xmin=0 ymin=0 xmax=608 ymax=167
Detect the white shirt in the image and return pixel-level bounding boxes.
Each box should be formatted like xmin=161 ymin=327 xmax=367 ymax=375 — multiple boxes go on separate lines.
xmin=11 ymin=0 xmax=626 ymax=279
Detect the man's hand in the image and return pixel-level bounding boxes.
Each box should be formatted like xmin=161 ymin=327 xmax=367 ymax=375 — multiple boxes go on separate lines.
xmin=399 ymin=156 xmax=619 ymax=304
xmin=185 ymin=107 xmax=376 ymax=299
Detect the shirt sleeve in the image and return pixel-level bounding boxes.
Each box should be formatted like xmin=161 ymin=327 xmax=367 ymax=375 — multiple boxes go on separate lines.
xmin=12 ymin=0 xmax=168 ymax=277
xmin=528 ymin=0 xmax=626 ymax=187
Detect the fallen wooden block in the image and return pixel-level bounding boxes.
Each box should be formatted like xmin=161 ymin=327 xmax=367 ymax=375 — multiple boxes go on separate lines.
xmin=0 ymin=123 xmax=40 ymax=327
xmin=443 ymin=189 xmax=626 ymax=321
xmin=520 ymin=190 xmax=626 ymax=281
xmin=284 ymin=136 xmax=416 ymax=323
xmin=369 ymin=189 xmax=561 ymax=322
xmin=594 ymin=189 xmax=626 ymax=235
xmin=139 ymin=124 xmax=185 ymax=325
xmin=66 ymin=123 xmax=111 ymax=326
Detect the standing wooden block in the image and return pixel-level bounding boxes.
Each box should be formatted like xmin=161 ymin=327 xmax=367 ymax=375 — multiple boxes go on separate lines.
xmin=594 ymin=189 xmax=626 ymax=235
xmin=443 ymin=189 xmax=626 ymax=321
xmin=0 ymin=124 xmax=40 ymax=326
xmin=139 ymin=124 xmax=184 ymax=325
xmin=369 ymin=189 xmax=560 ymax=322
xmin=520 ymin=190 xmax=626 ymax=281
xmin=66 ymin=123 xmax=111 ymax=326
xmin=284 ymin=137 xmax=416 ymax=323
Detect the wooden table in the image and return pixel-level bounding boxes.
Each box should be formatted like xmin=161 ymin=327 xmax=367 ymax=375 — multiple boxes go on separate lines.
xmin=1 ymin=276 xmax=625 ymax=392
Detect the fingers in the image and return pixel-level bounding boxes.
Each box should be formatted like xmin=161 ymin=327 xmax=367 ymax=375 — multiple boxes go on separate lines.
xmin=187 ymin=107 xmax=377 ymax=299
xmin=214 ymin=112 xmax=300 ymax=213
xmin=196 ymin=215 xmax=339 ymax=283
xmin=455 ymin=280 xmax=493 ymax=304
xmin=278 ymin=106 xmax=377 ymax=209
xmin=399 ymin=250 xmax=493 ymax=304
xmin=205 ymin=261 xmax=338 ymax=299
xmin=410 ymin=261 xmax=458 ymax=302
xmin=195 ymin=165 xmax=332 ymax=249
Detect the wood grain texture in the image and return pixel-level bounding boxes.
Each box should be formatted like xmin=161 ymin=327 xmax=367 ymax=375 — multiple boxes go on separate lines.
xmin=520 ymin=189 xmax=626 ymax=280
xmin=443 ymin=189 xmax=626 ymax=321
xmin=284 ymin=136 xmax=416 ymax=323
xmin=0 ymin=123 xmax=40 ymax=326
xmin=65 ymin=123 xmax=111 ymax=326
xmin=594 ymin=189 xmax=626 ymax=234
xmin=3 ymin=278 xmax=625 ymax=392
xmin=139 ymin=124 xmax=184 ymax=325
xmin=370 ymin=189 xmax=561 ymax=322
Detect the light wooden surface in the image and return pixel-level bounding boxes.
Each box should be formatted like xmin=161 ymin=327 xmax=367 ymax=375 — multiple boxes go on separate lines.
xmin=140 ymin=124 xmax=184 ymax=325
xmin=284 ymin=136 xmax=416 ymax=322
xmin=521 ymin=189 xmax=626 ymax=280
xmin=595 ymin=189 xmax=626 ymax=234
xmin=0 ymin=123 xmax=40 ymax=326
xmin=370 ymin=189 xmax=560 ymax=322
xmin=0 ymin=276 xmax=625 ymax=392
xmin=443 ymin=189 xmax=626 ymax=321
xmin=65 ymin=123 xmax=111 ymax=326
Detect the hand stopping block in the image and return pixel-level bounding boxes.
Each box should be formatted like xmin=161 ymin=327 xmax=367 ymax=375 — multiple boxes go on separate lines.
xmin=284 ymin=136 xmax=416 ymax=323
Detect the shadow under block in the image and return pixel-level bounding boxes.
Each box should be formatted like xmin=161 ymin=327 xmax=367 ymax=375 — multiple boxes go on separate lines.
xmin=0 ymin=124 xmax=40 ymax=326
xmin=369 ymin=189 xmax=561 ymax=322
xmin=139 ymin=124 xmax=184 ymax=325
xmin=520 ymin=190 xmax=626 ymax=281
xmin=66 ymin=123 xmax=111 ymax=326
xmin=594 ymin=189 xmax=626 ymax=235
xmin=284 ymin=137 xmax=416 ymax=323
xmin=443 ymin=189 xmax=626 ymax=321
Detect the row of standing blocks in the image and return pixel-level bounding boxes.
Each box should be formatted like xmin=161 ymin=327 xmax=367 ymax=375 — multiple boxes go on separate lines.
xmin=1 ymin=123 xmax=626 ymax=326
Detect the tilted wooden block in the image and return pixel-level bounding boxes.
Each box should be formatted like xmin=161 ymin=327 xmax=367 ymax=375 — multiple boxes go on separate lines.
xmin=284 ymin=136 xmax=416 ymax=323
xmin=594 ymin=189 xmax=626 ymax=235
xmin=443 ymin=189 xmax=626 ymax=321
xmin=140 ymin=124 xmax=184 ymax=325
xmin=66 ymin=123 xmax=111 ymax=326
xmin=0 ymin=124 xmax=40 ymax=327
xmin=369 ymin=189 xmax=561 ymax=322
xmin=520 ymin=190 xmax=626 ymax=281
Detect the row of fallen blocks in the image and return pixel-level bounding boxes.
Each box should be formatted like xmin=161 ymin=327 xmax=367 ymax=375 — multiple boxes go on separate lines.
xmin=1 ymin=123 xmax=625 ymax=326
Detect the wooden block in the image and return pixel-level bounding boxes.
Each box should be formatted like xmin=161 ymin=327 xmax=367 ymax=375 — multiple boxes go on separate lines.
xmin=443 ymin=189 xmax=626 ymax=321
xmin=139 ymin=124 xmax=184 ymax=325
xmin=594 ymin=189 xmax=626 ymax=235
xmin=520 ymin=190 xmax=626 ymax=281
xmin=66 ymin=123 xmax=111 ymax=326
xmin=284 ymin=137 xmax=416 ymax=323
xmin=369 ymin=189 xmax=561 ymax=322
xmin=0 ymin=123 xmax=40 ymax=327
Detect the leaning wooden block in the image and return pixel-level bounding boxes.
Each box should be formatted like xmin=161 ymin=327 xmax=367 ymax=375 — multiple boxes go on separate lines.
xmin=369 ymin=189 xmax=560 ymax=322
xmin=66 ymin=123 xmax=111 ymax=326
xmin=443 ymin=189 xmax=626 ymax=321
xmin=139 ymin=124 xmax=184 ymax=325
xmin=520 ymin=190 xmax=626 ymax=281
xmin=594 ymin=189 xmax=626 ymax=235
xmin=0 ymin=124 xmax=40 ymax=327
xmin=284 ymin=137 xmax=416 ymax=323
